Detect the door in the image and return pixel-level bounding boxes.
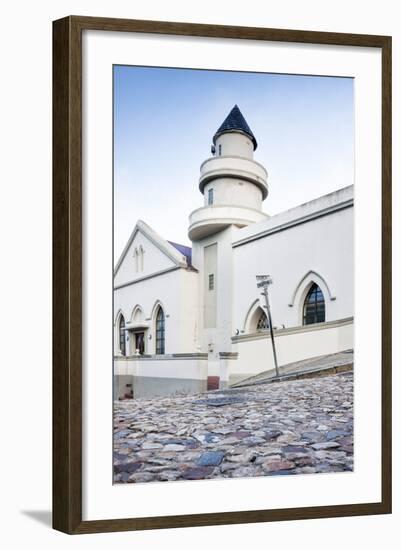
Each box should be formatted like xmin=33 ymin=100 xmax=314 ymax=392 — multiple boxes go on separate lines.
xmin=135 ymin=332 xmax=145 ymax=355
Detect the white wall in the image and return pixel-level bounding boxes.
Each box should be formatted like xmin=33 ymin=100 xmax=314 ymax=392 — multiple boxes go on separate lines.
xmin=215 ymin=132 xmax=254 ymax=158
xmin=203 ymin=243 xmax=217 ymax=328
xmin=203 ymin=178 xmax=265 ymax=210
xmin=192 ymin=225 xmax=239 ymax=356
xmin=114 ymin=356 xmax=208 ymax=380
xmin=114 ymin=267 xmax=199 ymax=354
xmin=2 ymin=2 xmax=400 ymax=550
xmin=231 ymin=318 xmax=354 ymax=382
xmin=233 ymin=188 xmax=354 ymax=332
xmin=114 ymin=227 xmax=176 ymax=287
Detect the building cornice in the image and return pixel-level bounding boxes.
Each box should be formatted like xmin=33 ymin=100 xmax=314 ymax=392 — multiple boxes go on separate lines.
xmin=114 ymin=265 xmax=182 ymax=290
xmin=114 ymin=353 xmax=208 ymax=361
xmin=233 ymin=194 xmax=353 ymax=249
xmin=232 ymin=316 xmax=354 ymax=343
xmin=219 ymin=352 xmax=239 ymax=359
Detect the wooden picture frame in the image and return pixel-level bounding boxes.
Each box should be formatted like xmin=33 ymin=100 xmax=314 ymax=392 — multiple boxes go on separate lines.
xmin=53 ymin=15 xmax=392 ymax=534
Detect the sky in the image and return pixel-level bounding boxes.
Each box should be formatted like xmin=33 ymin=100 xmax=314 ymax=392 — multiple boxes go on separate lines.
xmin=114 ymin=65 xmax=354 ymax=261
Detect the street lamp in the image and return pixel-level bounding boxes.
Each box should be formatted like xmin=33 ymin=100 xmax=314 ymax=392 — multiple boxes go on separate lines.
xmin=256 ymin=275 xmax=280 ymax=378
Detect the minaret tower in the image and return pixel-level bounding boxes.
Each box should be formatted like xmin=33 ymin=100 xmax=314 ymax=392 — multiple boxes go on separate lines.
xmin=187 ymin=106 xmax=269 ymax=389
xmin=188 ymin=105 xmax=268 ymax=241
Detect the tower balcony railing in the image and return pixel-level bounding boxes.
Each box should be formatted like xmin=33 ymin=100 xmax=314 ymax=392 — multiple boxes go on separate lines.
xmin=188 ymin=204 xmax=268 ymax=241
xmin=199 ymin=156 xmax=268 ymax=199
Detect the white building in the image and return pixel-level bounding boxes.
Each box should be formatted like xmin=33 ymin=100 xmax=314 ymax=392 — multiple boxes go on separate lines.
xmin=114 ymin=105 xmax=353 ymax=399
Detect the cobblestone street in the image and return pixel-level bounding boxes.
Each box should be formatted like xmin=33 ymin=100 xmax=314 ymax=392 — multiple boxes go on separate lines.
xmin=114 ymin=372 xmax=353 ymax=483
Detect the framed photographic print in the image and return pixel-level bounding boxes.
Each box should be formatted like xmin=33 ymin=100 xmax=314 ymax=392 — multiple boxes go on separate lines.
xmin=53 ymin=16 xmax=392 ymax=534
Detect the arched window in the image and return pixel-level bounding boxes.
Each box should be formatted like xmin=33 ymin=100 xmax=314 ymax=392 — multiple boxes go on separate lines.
xmin=303 ymin=283 xmax=325 ymax=325
xmin=155 ymin=307 xmax=165 ymax=355
xmin=245 ymin=303 xmax=270 ymax=333
xmin=256 ymin=309 xmax=269 ymax=331
xmin=119 ymin=315 xmax=126 ymax=356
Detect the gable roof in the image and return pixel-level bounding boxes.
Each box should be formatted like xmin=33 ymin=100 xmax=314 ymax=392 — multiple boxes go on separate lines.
xmin=168 ymin=241 xmax=192 ymax=267
xmin=114 ymin=220 xmax=190 ymax=276
xmin=213 ymin=105 xmax=257 ymax=150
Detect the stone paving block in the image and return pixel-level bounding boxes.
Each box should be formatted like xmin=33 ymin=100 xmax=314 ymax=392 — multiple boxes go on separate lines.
xmin=113 ymin=372 xmax=354 ymax=483
xmin=197 ymin=451 xmax=225 ymax=466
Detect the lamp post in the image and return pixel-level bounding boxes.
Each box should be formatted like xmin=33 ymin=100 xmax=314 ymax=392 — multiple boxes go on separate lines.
xmin=256 ymin=275 xmax=280 ymax=378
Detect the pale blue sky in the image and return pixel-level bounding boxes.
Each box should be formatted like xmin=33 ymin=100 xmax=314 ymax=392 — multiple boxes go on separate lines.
xmin=114 ymin=66 xmax=354 ymax=260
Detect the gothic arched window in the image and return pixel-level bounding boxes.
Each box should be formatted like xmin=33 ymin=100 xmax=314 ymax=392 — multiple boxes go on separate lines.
xmin=155 ymin=307 xmax=165 ymax=355
xmin=256 ymin=309 xmax=269 ymax=331
xmin=303 ymin=283 xmax=325 ymax=325
xmin=119 ymin=315 xmax=126 ymax=356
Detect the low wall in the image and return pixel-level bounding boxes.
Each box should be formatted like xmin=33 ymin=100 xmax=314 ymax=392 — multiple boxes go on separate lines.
xmin=114 ymin=319 xmax=354 ymax=397
xmin=113 ymin=375 xmax=133 ymax=401
xmin=230 ymin=317 xmax=354 ymax=385
xmin=114 ymin=353 xmax=208 ymax=399
xmin=218 ymin=352 xmax=239 ymax=389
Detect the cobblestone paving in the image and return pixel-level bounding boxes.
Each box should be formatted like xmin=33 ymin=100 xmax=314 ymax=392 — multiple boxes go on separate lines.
xmin=114 ymin=372 xmax=353 ymax=483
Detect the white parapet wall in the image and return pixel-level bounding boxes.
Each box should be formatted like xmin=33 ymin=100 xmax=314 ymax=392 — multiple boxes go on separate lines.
xmin=230 ymin=317 xmax=354 ymax=385
xmin=114 ymin=353 xmax=209 ymax=400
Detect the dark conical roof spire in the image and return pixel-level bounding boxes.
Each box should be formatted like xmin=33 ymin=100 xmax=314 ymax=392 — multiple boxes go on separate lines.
xmin=213 ymin=105 xmax=257 ymax=150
